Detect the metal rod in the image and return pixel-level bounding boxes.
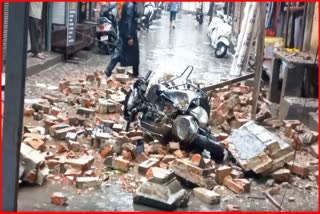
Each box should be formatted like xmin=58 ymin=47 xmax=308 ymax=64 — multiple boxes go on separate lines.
xmin=202 ymin=73 xmax=254 ymax=92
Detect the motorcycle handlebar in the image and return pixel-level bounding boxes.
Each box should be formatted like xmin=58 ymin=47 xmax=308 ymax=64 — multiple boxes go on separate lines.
xmin=144 ymin=70 xmax=152 ymax=81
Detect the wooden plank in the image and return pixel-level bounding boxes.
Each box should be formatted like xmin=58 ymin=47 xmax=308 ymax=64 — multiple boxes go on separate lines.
xmin=251 ymin=3 xmax=266 ymax=120
xmin=201 ymin=73 xmax=254 ymax=92
xmin=2 ymin=3 xmax=29 ymax=211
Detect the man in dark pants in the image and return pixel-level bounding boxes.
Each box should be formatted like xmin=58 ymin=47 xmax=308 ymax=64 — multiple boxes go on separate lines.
xmin=105 ymin=2 xmax=140 ymax=77
xmin=29 ymin=2 xmax=47 ymax=59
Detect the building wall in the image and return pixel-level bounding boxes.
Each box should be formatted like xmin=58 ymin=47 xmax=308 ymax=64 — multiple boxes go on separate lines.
xmin=310 ymin=2 xmax=318 ymax=54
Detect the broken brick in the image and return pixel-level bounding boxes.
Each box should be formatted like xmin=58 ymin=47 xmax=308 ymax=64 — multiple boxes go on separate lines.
xmin=122 ymin=150 xmax=133 ymax=161
xmin=166 ymin=142 xmax=180 ymax=153
xmin=65 ymin=155 xmax=94 ymax=172
xmin=113 ymin=156 xmax=130 ymax=172
xmin=57 ymin=143 xmax=68 ymax=153
xmin=66 ymin=132 xmax=77 ymax=142
xmin=162 ymin=155 xmax=176 ymax=163
xmin=138 ymin=158 xmax=160 ymax=175
xmin=145 ymin=167 xmax=175 ymax=184
xmin=193 ymin=187 xmax=221 ymax=204
xmin=271 ymin=168 xmax=291 ymax=183
xmin=32 ymin=103 xmax=50 ymax=114
xmin=223 ymin=176 xmax=244 ymax=194
xmin=42 ymin=94 xmax=60 ymax=105
xmin=23 ymin=137 xmax=46 ymax=152
xmin=68 ymin=141 xmax=80 ymax=152
xmin=191 ymin=154 xmax=205 ymax=168
xmin=51 ymin=192 xmax=67 ymax=206
xmin=54 ymin=127 xmax=76 ymax=140
xmin=233 ymin=178 xmax=250 ymax=192
xmin=24 ymin=106 xmax=35 ymax=117
xmin=100 ymin=145 xmax=113 ymax=158
xmin=50 ymin=107 xmax=62 ymax=116
xmin=216 ymin=166 xmax=232 ymax=185
xmin=128 ymin=129 xmax=144 ymax=138
xmin=76 ymin=177 xmax=100 ymax=189
xmin=76 ymin=107 xmax=95 ymax=117
xmin=112 ymin=123 xmax=123 ymax=132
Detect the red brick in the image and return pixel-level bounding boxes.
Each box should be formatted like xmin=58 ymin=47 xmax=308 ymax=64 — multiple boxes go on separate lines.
xmin=24 ymin=106 xmax=34 ymax=117
xmin=162 ymin=155 xmax=176 ymax=163
xmin=61 ymin=176 xmax=74 ymax=185
xmin=233 ymin=178 xmax=250 ymax=192
xmin=138 ymin=158 xmax=160 ymax=175
xmin=113 ymin=156 xmax=130 ymax=172
xmin=57 ymin=143 xmax=68 ymax=153
xmin=51 ymin=192 xmax=67 ymax=206
xmin=122 ymin=150 xmax=133 ymax=161
xmin=100 ymin=145 xmax=113 ymax=158
xmin=42 ymin=94 xmax=60 ymax=104
xmin=191 ymin=154 xmax=202 ymax=167
xmin=64 ymin=168 xmax=82 ymax=177
xmin=50 ymin=107 xmax=62 ymax=116
xmin=65 ymin=155 xmax=94 ymax=172
xmin=128 ymin=129 xmax=144 ymax=138
xmin=223 ymin=176 xmax=244 ymax=194
xmin=216 ymin=166 xmax=232 ymax=185
xmin=23 ymin=137 xmax=46 ymax=152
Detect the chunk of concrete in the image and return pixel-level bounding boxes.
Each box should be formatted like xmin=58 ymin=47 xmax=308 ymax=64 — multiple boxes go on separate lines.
xmin=133 ymin=178 xmax=190 ymax=211
xmin=193 ymin=187 xmax=221 ymax=204
xmin=227 ymin=121 xmax=294 ymax=174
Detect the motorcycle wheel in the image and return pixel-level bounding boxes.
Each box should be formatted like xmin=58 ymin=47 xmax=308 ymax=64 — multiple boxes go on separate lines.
xmin=215 ymin=42 xmax=228 ymax=58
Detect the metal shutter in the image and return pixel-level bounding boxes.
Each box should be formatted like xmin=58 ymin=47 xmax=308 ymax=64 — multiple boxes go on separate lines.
xmin=2 ymin=2 xmax=9 ymax=63
xmin=52 ymin=2 xmax=66 ymax=24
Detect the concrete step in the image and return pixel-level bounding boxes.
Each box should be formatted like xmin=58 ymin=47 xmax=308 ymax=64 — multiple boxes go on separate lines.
xmin=26 ymin=51 xmax=63 ymax=76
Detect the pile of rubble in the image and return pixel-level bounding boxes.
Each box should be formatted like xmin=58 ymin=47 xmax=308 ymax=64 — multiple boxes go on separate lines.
xmin=20 ymin=68 xmax=318 ymax=210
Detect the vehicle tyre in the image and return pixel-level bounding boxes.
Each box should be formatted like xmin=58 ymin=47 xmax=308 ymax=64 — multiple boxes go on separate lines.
xmin=215 ymin=42 xmax=228 ymax=58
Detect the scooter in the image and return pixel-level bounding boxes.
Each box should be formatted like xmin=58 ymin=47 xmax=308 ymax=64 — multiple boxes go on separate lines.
xmin=96 ymin=3 xmax=117 ymax=55
xmin=141 ymin=2 xmax=155 ymax=30
xmin=195 ymin=3 xmax=204 ymax=25
xmin=208 ymin=11 xmax=235 ymax=58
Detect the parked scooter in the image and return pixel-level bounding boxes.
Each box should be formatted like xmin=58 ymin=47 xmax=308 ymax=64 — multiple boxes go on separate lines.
xmin=96 ymin=3 xmax=117 ymax=55
xmin=195 ymin=3 xmax=204 ymax=25
xmin=208 ymin=11 xmax=235 ymax=58
xmin=141 ymin=2 xmax=155 ymax=30
xmin=123 ymin=66 xmax=225 ymax=163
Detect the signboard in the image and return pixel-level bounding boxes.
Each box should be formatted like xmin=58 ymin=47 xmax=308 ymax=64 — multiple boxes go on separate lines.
xmin=67 ymin=2 xmax=77 ymax=46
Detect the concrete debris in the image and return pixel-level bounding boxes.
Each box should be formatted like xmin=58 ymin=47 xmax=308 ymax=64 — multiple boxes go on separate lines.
xmin=193 ymin=187 xmax=221 ymax=204
xmin=133 ymin=177 xmax=190 ymax=211
xmin=76 ymin=177 xmax=100 ymax=189
xmin=225 ymin=204 xmax=241 ymax=211
xmin=227 ymin=121 xmax=294 ymax=174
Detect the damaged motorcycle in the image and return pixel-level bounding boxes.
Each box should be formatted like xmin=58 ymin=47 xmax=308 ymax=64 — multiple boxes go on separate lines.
xmin=123 ymin=66 xmax=225 ymax=163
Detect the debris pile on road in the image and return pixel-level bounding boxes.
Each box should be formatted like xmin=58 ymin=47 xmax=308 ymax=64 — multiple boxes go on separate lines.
xmin=20 ymin=67 xmax=318 ymax=210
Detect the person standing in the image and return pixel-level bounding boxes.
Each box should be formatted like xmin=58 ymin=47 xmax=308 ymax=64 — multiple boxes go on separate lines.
xmin=169 ymin=2 xmax=178 ymax=29
xmin=105 ymin=2 xmax=140 ymax=77
xmin=29 ymin=2 xmax=47 ymax=59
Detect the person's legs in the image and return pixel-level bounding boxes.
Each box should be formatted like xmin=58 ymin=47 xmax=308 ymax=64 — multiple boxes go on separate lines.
xmin=172 ymin=11 xmax=177 ymax=28
xmin=29 ymin=17 xmax=46 ymax=59
xmin=169 ymin=11 xmax=173 ymax=28
xmin=104 ymin=39 xmax=122 ymax=77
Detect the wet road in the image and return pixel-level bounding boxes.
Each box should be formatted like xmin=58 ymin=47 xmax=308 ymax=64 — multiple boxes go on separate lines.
xmin=25 ymin=11 xmax=232 ymax=99
xmin=138 ymin=11 xmax=232 ymax=83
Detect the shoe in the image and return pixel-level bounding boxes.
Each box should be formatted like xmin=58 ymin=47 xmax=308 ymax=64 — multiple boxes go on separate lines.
xmin=104 ymin=69 xmax=112 ymax=77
